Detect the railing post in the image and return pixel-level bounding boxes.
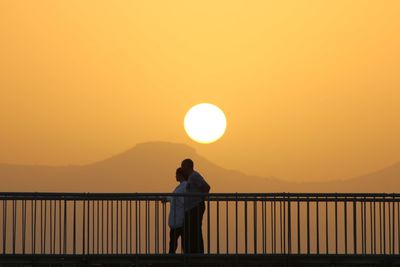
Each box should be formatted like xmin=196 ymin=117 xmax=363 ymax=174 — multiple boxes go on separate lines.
xmin=325 ymin=196 xmax=329 ymax=255
xmin=253 ymin=198 xmax=257 ymax=255
xmin=353 ymin=197 xmax=357 ymax=255
xmin=206 ymin=195 xmax=210 ymax=254
xmin=344 ymin=197 xmax=348 ymax=255
xmin=307 ymin=195 xmax=310 ymax=255
xmin=235 ymin=193 xmax=238 ymax=255
xmin=244 ymin=198 xmax=248 ymax=254
xmin=316 ymin=196 xmax=319 ymax=254
xmin=226 ymin=199 xmax=229 ymax=255
xmin=297 ymin=196 xmax=301 ymax=254
xmin=335 ymin=195 xmax=338 ymax=255
xmin=287 ymin=194 xmax=291 ymax=254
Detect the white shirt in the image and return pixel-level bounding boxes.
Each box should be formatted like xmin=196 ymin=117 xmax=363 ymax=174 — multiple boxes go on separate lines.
xmin=168 ymin=181 xmax=187 ymax=229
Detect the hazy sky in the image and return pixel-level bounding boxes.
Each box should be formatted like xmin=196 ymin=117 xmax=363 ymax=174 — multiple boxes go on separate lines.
xmin=1 ymin=1 xmax=399 ymax=182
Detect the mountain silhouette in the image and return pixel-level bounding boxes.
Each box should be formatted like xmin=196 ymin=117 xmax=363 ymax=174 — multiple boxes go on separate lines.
xmin=0 ymin=142 xmax=398 ymax=193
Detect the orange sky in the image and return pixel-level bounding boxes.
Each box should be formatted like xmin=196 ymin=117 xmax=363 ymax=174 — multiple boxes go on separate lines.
xmin=0 ymin=1 xmax=399 ymax=182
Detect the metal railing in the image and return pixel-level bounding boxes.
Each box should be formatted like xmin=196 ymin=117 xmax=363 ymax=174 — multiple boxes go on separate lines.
xmin=0 ymin=192 xmax=399 ymax=255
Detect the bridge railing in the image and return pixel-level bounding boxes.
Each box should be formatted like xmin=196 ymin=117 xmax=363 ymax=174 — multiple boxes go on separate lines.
xmin=0 ymin=192 xmax=399 ymax=255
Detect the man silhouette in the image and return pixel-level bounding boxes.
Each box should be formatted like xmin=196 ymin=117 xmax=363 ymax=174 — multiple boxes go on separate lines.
xmin=181 ymin=158 xmax=210 ymax=253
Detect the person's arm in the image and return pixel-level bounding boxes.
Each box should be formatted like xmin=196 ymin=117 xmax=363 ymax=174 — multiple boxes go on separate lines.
xmin=191 ymin=174 xmax=210 ymax=193
xmin=199 ymin=179 xmax=210 ymax=193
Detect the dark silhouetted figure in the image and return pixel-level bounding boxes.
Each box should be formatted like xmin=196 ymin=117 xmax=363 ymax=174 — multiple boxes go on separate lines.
xmin=181 ymin=158 xmax=211 ymax=254
xmin=167 ymin=168 xmax=188 ymax=254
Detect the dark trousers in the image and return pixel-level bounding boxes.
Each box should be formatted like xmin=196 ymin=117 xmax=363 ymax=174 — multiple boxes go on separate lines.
xmin=184 ymin=201 xmax=205 ymax=253
xmin=169 ymin=227 xmax=184 ymax=254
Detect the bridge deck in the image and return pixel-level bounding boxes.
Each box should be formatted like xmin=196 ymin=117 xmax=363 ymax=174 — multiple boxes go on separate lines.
xmin=1 ymin=255 xmax=400 ymax=267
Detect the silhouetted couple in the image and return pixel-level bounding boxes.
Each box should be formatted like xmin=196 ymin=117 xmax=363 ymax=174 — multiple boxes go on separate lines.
xmin=167 ymin=158 xmax=211 ymax=254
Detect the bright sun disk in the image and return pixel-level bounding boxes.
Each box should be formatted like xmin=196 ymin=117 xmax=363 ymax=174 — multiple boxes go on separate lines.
xmin=184 ymin=103 xmax=227 ymax=144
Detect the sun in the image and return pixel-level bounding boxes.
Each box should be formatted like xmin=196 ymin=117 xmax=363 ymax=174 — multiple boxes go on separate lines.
xmin=184 ymin=103 xmax=227 ymax=144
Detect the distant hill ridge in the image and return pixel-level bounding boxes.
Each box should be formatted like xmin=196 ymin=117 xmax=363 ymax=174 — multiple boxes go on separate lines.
xmin=0 ymin=142 xmax=398 ymax=193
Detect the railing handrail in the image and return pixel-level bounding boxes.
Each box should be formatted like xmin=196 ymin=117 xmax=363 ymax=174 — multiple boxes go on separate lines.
xmin=0 ymin=192 xmax=399 ymax=200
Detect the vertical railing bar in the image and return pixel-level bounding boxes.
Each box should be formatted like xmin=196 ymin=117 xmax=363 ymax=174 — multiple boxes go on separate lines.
xmin=316 ymin=197 xmax=319 ymax=255
xmin=335 ymin=196 xmax=338 ymax=255
xmin=344 ymin=197 xmax=348 ymax=255
xmin=162 ymin=200 xmax=165 ymax=254
xmin=144 ymin=200 xmax=147 ymax=254
xmin=138 ymin=200 xmax=141 ymax=254
xmin=283 ymin=200 xmax=286 ymax=254
xmin=52 ymin=200 xmax=55 ymax=254
xmin=73 ymin=200 xmax=76 ymax=255
xmin=87 ymin=197 xmax=90 ymax=255
xmin=280 ymin=201 xmax=283 ymax=253
xmin=262 ymin=200 xmax=265 ymax=254
xmin=363 ymin=197 xmax=367 ymax=255
xmin=325 ymin=197 xmax=329 ymax=255
xmin=265 ymin=198 xmax=268 ymax=254
xmin=379 ymin=200 xmax=382 ymax=254
xmin=107 ymin=200 xmax=110 ymax=254
xmin=297 ymin=197 xmax=300 ymax=254
xmin=287 ymin=195 xmax=291 ymax=255
xmin=92 ymin=199 xmax=94 ymax=254
xmin=50 ymin=200 xmax=54 ymax=254
xmin=373 ymin=198 xmax=376 ymax=255
xmin=235 ymin=194 xmax=238 ymax=255
xmin=392 ymin=196 xmax=395 ymax=255
xmin=22 ymin=200 xmax=26 ymax=255
xmin=116 ymin=200 xmax=119 ymax=254
xmin=273 ymin=200 xmax=276 ymax=254
xmin=130 ymin=200 xmax=132 ymax=254
xmin=383 ymin=197 xmax=386 ymax=254
xmin=353 ymin=197 xmax=357 ymax=255
xmin=147 ymin=200 xmax=150 ymax=254
xmin=370 ymin=200 xmax=373 ymax=254
xmin=155 ymin=200 xmax=158 ymax=255
xmin=111 ymin=200 xmax=114 ymax=254
xmin=44 ymin=200 xmax=47 ymax=254
xmin=58 ymin=200 xmax=66 ymax=254
xmin=217 ymin=200 xmax=220 ymax=254
xmin=97 ymin=200 xmax=100 ymax=254
xmin=135 ymin=200 xmax=138 ymax=255
xmin=226 ymin=199 xmax=229 ymax=254
xmin=32 ymin=200 xmax=36 ymax=255
xmin=253 ymin=199 xmax=257 ymax=255
xmin=307 ymin=196 xmax=310 ymax=255
xmin=3 ymin=200 xmax=7 ymax=255
xmin=102 ymin=200 xmax=104 ymax=254
xmin=40 ymin=200 xmax=43 ymax=254
xmin=361 ymin=199 xmax=364 ymax=254
xmin=119 ymin=199 xmax=124 ymax=254
xmin=244 ymin=200 xmax=248 ymax=254
xmin=82 ymin=199 xmax=86 ymax=255
xmin=54 ymin=200 xmax=58 ymax=254
xmin=63 ymin=200 xmax=67 ymax=255
xmin=389 ymin=198 xmax=392 ymax=255
xmin=128 ymin=200 xmax=130 ymax=255
xmin=56 ymin=199 xmax=59 ymax=254
xmin=12 ymin=200 xmax=16 ymax=255
xmin=207 ymin=196 xmax=211 ymax=254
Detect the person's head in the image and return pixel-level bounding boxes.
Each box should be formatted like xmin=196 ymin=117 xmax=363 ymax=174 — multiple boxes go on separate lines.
xmin=175 ymin=167 xmax=187 ymax=182
xmin=181 ymin=158 xmax=194 ymax=176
